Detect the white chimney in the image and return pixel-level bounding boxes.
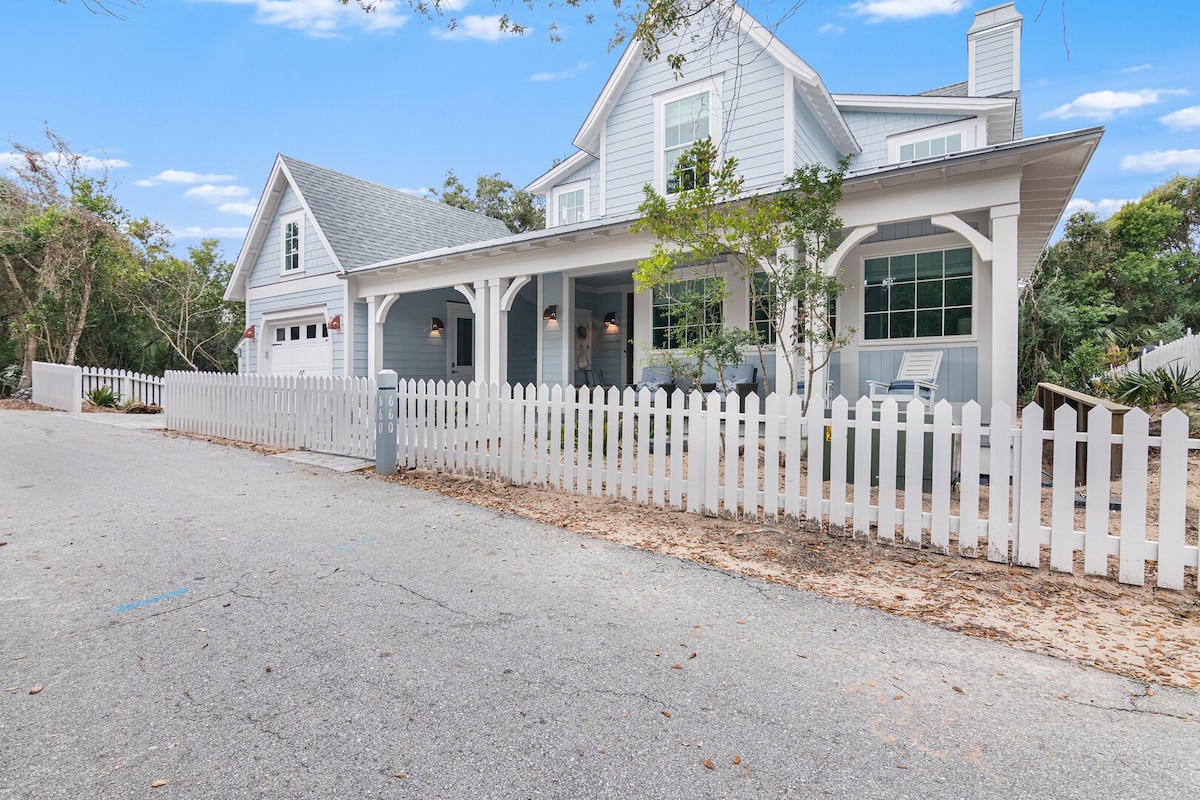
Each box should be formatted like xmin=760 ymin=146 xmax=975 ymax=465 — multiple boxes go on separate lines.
xmin=968 ymin=2 xmax=1023 ymax=98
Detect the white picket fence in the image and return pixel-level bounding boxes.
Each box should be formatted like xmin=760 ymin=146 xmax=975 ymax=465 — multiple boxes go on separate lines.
xmin=81 ymin=367 xmax=163 ymax=406
xmin=395 ymin=379 xmax=1200 ymax=593
xmin=155 ymin=373 xmax=1200 ymax=593
xmin=163 ymin=371 xmax=376 ymax=458
xmin=32 ymin=362 xmax=82 ymax=413
xmin=1111 ymin=328 xmax=1200 ymax=377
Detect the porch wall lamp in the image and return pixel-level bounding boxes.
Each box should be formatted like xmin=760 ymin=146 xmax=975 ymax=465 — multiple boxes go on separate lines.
xmin=542 ymin=305 xmax=558 ymax=322
xmin=603 ymin=311 xmax=618 ymax=329
xmin=431 ymin=317 xmax=445 ymax=333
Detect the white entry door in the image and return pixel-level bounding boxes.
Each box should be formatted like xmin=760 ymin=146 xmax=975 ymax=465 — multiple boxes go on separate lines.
xmin=446 ymin=303 xmax=475 ymax=382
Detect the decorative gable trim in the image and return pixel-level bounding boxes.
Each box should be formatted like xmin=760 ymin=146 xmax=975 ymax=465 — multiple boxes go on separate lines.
xmin=525 ymin=150 xmax=594 ymax=195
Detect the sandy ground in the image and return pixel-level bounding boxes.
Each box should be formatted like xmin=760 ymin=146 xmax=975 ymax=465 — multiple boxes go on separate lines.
xmin=5 ymin=396 xmax=1199 ymax=690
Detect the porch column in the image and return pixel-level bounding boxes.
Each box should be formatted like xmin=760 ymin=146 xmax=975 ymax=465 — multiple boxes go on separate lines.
xmin=808 ymin=260 xmax=830 ymax=404
xmin=488 ymin=278 xmax=506 ymax=387
xmin=990 ymin=203 xmax=1021 ymax=412
xmin=472 ymin=280 xmax=491 ymax=385
xmin=366 ymin=295 xmax=383 ymax=376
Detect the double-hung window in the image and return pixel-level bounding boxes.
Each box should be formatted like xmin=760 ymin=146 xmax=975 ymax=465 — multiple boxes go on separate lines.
xmin=863 ymin=247 xmax=972 ymax=340
xmin=664 ymin=93 xmax=710 ymax=193
xmin=281 ymin=213 xmax=303 ymax=274
xmin=651 ymin=277 xmax=723 ymax=350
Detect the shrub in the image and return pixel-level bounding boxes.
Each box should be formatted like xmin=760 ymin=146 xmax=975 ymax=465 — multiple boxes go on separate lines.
xmin=1104 ymin=364 xmax=1200 ymax=407
xmin=86 ymin=385 xmax=121 ymax=408
xmin=0 ymin=365 xmax=19 ymax=398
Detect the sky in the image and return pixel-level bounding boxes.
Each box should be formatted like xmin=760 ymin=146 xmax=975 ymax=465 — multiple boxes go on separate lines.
xmin=3 ymin=0 xmax=1199 ymax=261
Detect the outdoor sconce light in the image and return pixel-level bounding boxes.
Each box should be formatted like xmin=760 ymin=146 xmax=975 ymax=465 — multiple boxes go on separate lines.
xmin=603 ymin=311 xmax=618 ymax=328
xmin=543 ymin=305 xmax=558 ymax=321
xmin=431 ymin=317 xmax=444 ymax=333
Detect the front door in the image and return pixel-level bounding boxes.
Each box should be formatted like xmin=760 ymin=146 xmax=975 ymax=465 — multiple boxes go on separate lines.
xmin=446 ymin=303 xmax=475 ymax=382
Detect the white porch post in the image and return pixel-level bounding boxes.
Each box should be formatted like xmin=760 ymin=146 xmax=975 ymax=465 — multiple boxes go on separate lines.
xmin=366 ymin=295 xmax=383 ymax=376
xmin=989 ymin=203 xmax=1021 ymax=413
xmin=808 ymin=255 xmax=830 ymax=404
xmin=472 ymin=280 xmax=491 ymax=385
xmin=488 ymin=277 xmax=506 ymax=387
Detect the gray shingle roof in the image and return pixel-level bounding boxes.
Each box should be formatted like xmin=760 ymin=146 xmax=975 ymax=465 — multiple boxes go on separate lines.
xmin=280 ymin=156 xmax=511 ymax=271
xmin=919 ymin=81 xmax=969 ymax=98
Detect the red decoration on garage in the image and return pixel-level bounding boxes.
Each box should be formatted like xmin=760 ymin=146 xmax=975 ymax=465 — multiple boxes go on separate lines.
xmin=242 ymin=325 xmax=256 ymax=340
xmin=328 ymin=314 xmax=342 ymax=332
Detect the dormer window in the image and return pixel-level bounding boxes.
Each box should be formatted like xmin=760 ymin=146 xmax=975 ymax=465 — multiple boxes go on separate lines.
xmin=553 ymin=180 xmax=589 ymax=227
xmin=654 ymin=77 xmax=722 ymax=195
xmin=888 ymin=120 xmax=981 ymax=165
xmin=281 ymin=212 xmax=303 ymax=274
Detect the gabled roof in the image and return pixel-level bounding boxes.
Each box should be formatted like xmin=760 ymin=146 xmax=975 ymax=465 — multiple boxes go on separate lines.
xmin=224 ymin=155 xmax=510 ymax=301
xmin=525 ymin=150 xmax=594 ymax=196
xmin=571 ymin=2 xmax=857 ymax=159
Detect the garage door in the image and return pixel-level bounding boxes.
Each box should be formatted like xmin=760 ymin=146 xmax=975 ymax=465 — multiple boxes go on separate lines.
xmin=269 ymin=320 xmax=332 ymax=377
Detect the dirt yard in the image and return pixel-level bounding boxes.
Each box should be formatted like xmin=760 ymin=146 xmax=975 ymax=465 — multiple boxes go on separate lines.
xmin=5 ymin=397 xmax=1199 ymax=690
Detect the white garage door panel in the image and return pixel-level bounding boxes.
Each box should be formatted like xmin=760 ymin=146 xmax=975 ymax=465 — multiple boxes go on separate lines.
xmin=271 ymin=340 xmax=331 ymax=376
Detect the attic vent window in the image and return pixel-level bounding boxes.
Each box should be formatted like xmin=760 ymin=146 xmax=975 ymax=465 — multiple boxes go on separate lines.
xmin=899 ymin=133 xmax=963 ymax=163
xmin=282 ymin=214 xmax=303 ymax=274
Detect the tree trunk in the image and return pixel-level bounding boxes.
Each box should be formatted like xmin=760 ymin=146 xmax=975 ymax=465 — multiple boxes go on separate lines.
xmin=18 ymin=332 xmax=38 ymax=390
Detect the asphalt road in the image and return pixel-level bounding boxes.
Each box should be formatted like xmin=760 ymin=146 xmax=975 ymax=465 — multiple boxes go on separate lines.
xmin=1 ymin=409 xmax=1197 ymax=799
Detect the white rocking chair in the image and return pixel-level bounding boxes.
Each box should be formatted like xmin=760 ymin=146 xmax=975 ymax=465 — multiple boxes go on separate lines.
xmin=867 ymin=351 xmax=942 ymax=412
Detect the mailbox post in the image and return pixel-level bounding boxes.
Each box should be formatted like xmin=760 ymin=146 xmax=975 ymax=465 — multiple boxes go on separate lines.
xmin=375 ymin=369 xmax=399 ymax=475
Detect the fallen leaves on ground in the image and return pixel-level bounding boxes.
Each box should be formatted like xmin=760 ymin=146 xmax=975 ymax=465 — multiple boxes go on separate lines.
xmin=384 ymin=467 xmax=1200 ymax=689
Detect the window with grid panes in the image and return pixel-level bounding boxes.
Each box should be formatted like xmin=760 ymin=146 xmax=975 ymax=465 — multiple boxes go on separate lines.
xmin=283 ymin=219 xmax=301 ymax=272
xmin=863 ymin=247 xmax=972 ymax=340
xmin=651 ymin=278 xmax=722 ymax=349
xmin=898 ymin=132 xmax=963 ymax=163
xmin=664 ymin=93 xmax=710 ymax=193
xmin=557 ymin=188 xmax=585 ymax=226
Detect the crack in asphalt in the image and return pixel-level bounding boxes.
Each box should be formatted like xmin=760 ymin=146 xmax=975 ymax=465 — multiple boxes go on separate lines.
xmin=363 ymin=573 xmax=483 ymax=620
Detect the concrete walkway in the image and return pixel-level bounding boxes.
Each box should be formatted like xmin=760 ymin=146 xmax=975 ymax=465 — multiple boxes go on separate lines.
xmin=1 ymin=409 xmax=1196 ymax=799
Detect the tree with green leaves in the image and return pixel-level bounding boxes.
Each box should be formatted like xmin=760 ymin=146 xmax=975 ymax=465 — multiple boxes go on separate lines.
xmin=0 ymin=131 xmax=126 ymax=388
xmin=633 ymin=137 xmax=850 ymax=401
xmin=1019 ymin=173 xmax=1200 ymax=397
xmin=436 ymin=170 xmax=545 ymax=234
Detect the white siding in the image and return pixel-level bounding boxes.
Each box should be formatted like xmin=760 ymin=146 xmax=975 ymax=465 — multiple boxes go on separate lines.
xmin=353 ymin=302 xmax=368 ymax=377
xmin=541 ymin=274 xmax=566 ymax=386
xmin=381 ymin=289 xmax=464 ymax=381
xmin=842 ymin=111 xmax=971 ymax=171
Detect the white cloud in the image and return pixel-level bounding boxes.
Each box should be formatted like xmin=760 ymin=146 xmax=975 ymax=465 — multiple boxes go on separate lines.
xmin=135 ymin=169 xmax=236 ymax=187
xmin=1042 ymin=88 xmax=1189 ymax=121
xmin=1065 ymin=197 xmax=1132 ymax=220
xmin=1121 ymin=64 xmax=1151 ymax=74
xmin=399 ymin=187 xmax=436 ymax=197
xmin=217 ymin=201 xmax=259 ymax=216
xmin=1120 ymin=149 xmax=1200 ymax=173
xmin=818 ymin=23 xmax=846 ymax=34
xmin=0 ymin=151 xmax=129 ymax=173
xmin=184 ymin=184 xmax=251 ymax=203
xmin=433 ymin=14 xmax=522 ymax=41
xmin=848 ymin=0 xmax=967 ymax=23
xmin=1160 ymin=106 xmax=1200 ymax=132
xmin=193 ymin=0 xmax=407 ymax=38
xmin=173 ymin=226 xmax=249 ymax=239
xmin=530 ymin=62 xmax=588 ymax=82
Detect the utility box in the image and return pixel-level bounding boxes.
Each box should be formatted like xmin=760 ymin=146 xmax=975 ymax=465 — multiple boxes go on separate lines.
xmin=823 ymin=408 xmax=936 ymax=493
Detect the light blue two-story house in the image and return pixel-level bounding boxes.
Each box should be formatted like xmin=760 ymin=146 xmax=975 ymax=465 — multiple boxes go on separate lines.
xmin=224 ymin=1 xmax=1101 ymax=417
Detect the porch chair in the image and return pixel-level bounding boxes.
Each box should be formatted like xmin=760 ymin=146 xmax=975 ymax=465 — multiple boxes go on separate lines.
xmin=717 ymin=363 xmax=758 ymax=411
xmin=634 ymin=365 xmax=677 ymax=405
xmin=867 ymin=350 xmax=943 ymax=412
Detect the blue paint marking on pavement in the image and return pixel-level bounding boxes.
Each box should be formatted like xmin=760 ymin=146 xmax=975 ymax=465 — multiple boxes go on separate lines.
xmin=114 ymin=587 xmax=190 ymax=613
xmin=333 ymin=536 xmax=379 ymax=552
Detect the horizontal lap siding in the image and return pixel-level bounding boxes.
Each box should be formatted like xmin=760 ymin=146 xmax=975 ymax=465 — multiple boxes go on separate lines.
xmin=382 ymin=289 xmax=464 ymax=381
xmin=508 ymin=292 xmax=539 ymax=386
xmin=248 ymin=185 xmax=338 ymax=290
xmin=857 ymin=346 xmax=977 ymax=404
xmin=353 ymin=302 xmax=368 ymax=377
xmin=604 ymin=30 xmax=785 ymax=216
xmin=974 ymin=32 xmax=1014 ymax=96
xmin=247 ymin=285 xmax=345 ymax=375
xmin=577 ymin=288 xmax=624 ymax=386
xmin=842 ymin=111 xmax=969 ymax=171
xmin=541 ymin=274 xmax=565 ymax=385
xmin=723 ymin=57 xmax=785 ymax=192
xmin=551 ymin=158 xmax=601 ymax=223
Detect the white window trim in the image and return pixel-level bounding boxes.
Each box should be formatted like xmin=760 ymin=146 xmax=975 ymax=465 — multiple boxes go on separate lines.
xmin=280 ymin=211 xmax=305 ymax=276
xmin=886 ymin=119 xmax=984 ymax=165
xmin=550 ymin=179 xmax=590 ymax=229
xmin=653 ymin=76 xmax=724 ymax=195
xmin=858 ymin=245 xmax=977 ymax=347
